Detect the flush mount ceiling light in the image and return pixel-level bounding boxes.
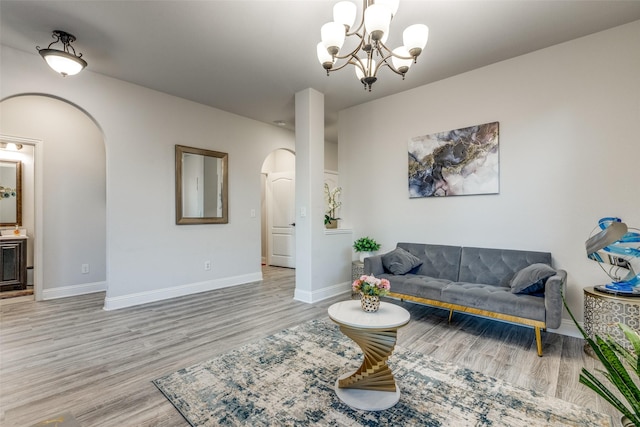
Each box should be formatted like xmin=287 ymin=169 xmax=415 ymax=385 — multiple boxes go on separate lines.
xmin=36 ymin=30 xmax=87 ymax=77
xmin=317 ymin=0 xmax=428 ymax=92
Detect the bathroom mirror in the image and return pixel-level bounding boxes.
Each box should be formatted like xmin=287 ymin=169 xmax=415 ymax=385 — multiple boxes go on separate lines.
xmin=175 ymin=145 xmax=228 ymax=224
xmin=0 ymin=160 xmax=22 ymax=227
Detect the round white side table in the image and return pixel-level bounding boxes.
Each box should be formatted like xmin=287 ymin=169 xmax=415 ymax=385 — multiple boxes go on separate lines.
xmin=328 ymin=300 xmax=410 ymax=411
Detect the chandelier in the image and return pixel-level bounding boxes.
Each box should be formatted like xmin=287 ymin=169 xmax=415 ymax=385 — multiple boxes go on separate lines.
xmin=317 ymin=0 xmax=428 ymax=91
xmin=37 ymin=30 xmax=87 ymax=77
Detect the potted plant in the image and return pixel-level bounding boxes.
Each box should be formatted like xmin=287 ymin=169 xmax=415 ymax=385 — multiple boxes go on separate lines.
xmin=324 ymin=183 xmax=341 ymax=229
xmin=353 ymin=236 xmax=381 ymax=262
xmin=564 ymin=298 xmax=640 ymax=426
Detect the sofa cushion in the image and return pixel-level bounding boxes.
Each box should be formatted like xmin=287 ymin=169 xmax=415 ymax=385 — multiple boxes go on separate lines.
xmin=441 ymin=282 xmax=546 ymax=322
xmin=382 ymin=247 xmax=424 ymax=275
xmin=459 ymin=247 xmax=552 ymax=287
xmin=397 ymin=243 xmax=462 ymax=281
xmin=510 ymin=263 xmax=556 ymax=295
xmin=393 ymin=275 xmax=453 ymax=301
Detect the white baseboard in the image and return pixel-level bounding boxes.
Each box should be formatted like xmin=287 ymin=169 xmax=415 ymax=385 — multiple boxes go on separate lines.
xmin=548 ymin=318 xmax=583 ymax=339
xmin=42 ymin=281 xmax=107 ymax=300
xmin=294 ymin=281 xmax=351 ymax=304
xmin=102 ymin=272 xmax=263 ymax=311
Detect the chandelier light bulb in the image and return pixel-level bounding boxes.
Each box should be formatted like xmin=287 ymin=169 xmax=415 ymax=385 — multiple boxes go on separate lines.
xmin=364 ymin=4 xmax=391 ymax=41
xmin=317 ymin=42 xmax=334 ymax=70
xmin=375 ymin=0 xmax=400 ymax=18
xmin=333 ymin=1 xmax=357 ymax=30
xmin=403 ymin=24 xmax=429 ymax=57
xmin=391 ymin=46 xmax=412 ymax=74
xmin=321 ymin=21 xmax=346 ymax=55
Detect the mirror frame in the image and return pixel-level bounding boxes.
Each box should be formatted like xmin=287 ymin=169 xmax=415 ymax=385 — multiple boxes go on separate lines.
xmin=0 ymin=159 xmax=22 ymax=227
xmin=175 ymin=145 xmax=228 ymax=225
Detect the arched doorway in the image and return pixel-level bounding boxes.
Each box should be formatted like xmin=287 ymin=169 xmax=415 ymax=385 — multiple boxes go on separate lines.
xmin=0 ymin=95 xmax=106 ymax=301
xmin=261 ymin=149 xmax=295 ymax=268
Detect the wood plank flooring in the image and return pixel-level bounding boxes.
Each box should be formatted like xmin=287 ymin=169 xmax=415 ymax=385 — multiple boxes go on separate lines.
xmin=0 ymin=266 xmax=621 ymax=426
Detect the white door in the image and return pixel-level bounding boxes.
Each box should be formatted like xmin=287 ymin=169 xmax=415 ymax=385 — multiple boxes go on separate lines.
xmin=267 ymin=171 xmax=295 ymax=268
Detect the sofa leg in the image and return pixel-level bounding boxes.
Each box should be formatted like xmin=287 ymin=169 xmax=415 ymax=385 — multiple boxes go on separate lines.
xmin=448 ymin=309 xmax=454 ymax=323
xmin=535 ymin=327 xmax=543 ymax=357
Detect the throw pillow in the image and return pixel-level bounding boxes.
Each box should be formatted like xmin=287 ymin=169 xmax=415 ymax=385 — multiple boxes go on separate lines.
xmin=382 ymin=247 xmax=424 ymax=275
xmin=510 ymin=263 xmax=557 ymax=295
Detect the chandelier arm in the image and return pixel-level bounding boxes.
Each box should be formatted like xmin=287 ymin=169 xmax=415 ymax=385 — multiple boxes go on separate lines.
xmin=376 ymin=40 xmax=414 ymax=61
xmin=326 ymin=59 xmax=360 ymax=74
xmin=379 ymin=61 xmax=405 ymax=77
xmin=333 ymin=35 xmax=365 ymax=61
xmin=345 ymin=0 xmax=367 ymax=37
xmin=375 ymin=52 xmax=406 ymax=77
xmin=46 ymin=33 xmax=61 ymax=50
xmin=350 ymin=55 xmax=368 ymax=73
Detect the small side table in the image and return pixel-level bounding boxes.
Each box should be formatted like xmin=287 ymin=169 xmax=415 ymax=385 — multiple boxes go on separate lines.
xmin=583 ymin=286 xmax=640 ymax=354
xmin=328 ymin=300 xmax=410 ymax=411
xmin=351 ymin=260 xmax=364 ymax=281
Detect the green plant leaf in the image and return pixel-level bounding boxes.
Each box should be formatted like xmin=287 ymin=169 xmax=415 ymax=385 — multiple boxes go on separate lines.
xmin=353 ymin=236 xmax=381 ymax=252
xmin=563 ymin=295 xmax=640 ymax=423
xmin=580 ymin=368 xmax=640 ymax=424
xmin=620 ymin=323 xmax=640 ymax=373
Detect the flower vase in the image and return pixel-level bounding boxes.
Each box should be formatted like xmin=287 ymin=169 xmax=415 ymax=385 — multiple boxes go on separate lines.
xmin=326 ymin=220 xmax=338 ymax=229
xmin=360 ymin=294 xmax=380 ymax=312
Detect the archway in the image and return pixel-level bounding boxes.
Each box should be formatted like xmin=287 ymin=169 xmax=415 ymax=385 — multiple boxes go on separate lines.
xmin=0 ymin=95 xmax=106 ymax=301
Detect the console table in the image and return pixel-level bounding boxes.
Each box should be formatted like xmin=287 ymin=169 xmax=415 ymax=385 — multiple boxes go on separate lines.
xmin=583 ymin=286 xmax=640 ymax=353
xmin=328 ymin=300 xmax=410 ymax=411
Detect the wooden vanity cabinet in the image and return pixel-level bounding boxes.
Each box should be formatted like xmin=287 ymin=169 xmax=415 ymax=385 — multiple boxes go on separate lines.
xmin=0 ymin=238 xmax=27 ymax=291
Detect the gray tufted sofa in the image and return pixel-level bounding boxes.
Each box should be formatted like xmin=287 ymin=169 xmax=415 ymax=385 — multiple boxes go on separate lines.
xmin=364 ymin=242 xmax=567 ymax=356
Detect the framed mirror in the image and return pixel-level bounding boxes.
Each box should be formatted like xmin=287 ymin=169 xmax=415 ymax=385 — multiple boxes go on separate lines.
xmin=0 ymin=160 xmax=22 ymax=227
xmin=175 ymin=145 xmax=228 ymax=224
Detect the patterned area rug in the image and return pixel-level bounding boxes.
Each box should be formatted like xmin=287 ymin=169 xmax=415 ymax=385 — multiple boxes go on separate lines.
xmin=153 ymin=319 xmax=611 ymax=427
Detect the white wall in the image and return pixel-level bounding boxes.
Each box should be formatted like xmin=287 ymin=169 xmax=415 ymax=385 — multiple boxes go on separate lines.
xmin=1 ymin=46 xmax=295 ymax=308
xmin=338 ymin=21 xmax=640 ymax=322
xmin=324 ymin=141 xmax=338 ymax=171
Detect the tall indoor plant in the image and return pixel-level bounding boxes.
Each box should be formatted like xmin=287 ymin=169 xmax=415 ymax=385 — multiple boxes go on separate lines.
xmin=564 ymin=298 xmax=640 ymax=426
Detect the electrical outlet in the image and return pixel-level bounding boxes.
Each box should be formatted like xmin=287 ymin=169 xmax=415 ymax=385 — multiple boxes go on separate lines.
xmin=250 ymin=209 xmax=256 ymax=218
xmin=81 ymin=264 xmax=90 ymax=274
xmin=204 ymin=260 xmax=211 ymax=271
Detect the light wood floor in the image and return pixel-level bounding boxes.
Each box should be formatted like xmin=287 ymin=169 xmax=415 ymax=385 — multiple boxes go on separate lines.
xmin=0 ymin=266 xmax=620 ymax=426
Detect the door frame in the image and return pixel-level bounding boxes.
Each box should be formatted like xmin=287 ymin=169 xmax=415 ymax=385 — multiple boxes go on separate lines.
xmin=0 ymin=134 xmax=43 ymax=300
xmin=265 ymin=170 xmax=295 ymax=268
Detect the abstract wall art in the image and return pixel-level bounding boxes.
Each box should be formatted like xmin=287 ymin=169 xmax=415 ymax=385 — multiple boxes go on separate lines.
xmin=408 ymin=122 xmax=499 ymax=198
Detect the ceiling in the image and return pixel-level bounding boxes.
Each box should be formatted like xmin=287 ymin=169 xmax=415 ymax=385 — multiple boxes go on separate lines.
xmin=2 ymin=1 xmax=640 ymax=143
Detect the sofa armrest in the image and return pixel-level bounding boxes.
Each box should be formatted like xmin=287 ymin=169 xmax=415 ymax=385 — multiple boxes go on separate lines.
xmin=544 ymin=269 xmax=567 ymax=329
xmin=364 ymin=255 xmax=385 ymax=276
